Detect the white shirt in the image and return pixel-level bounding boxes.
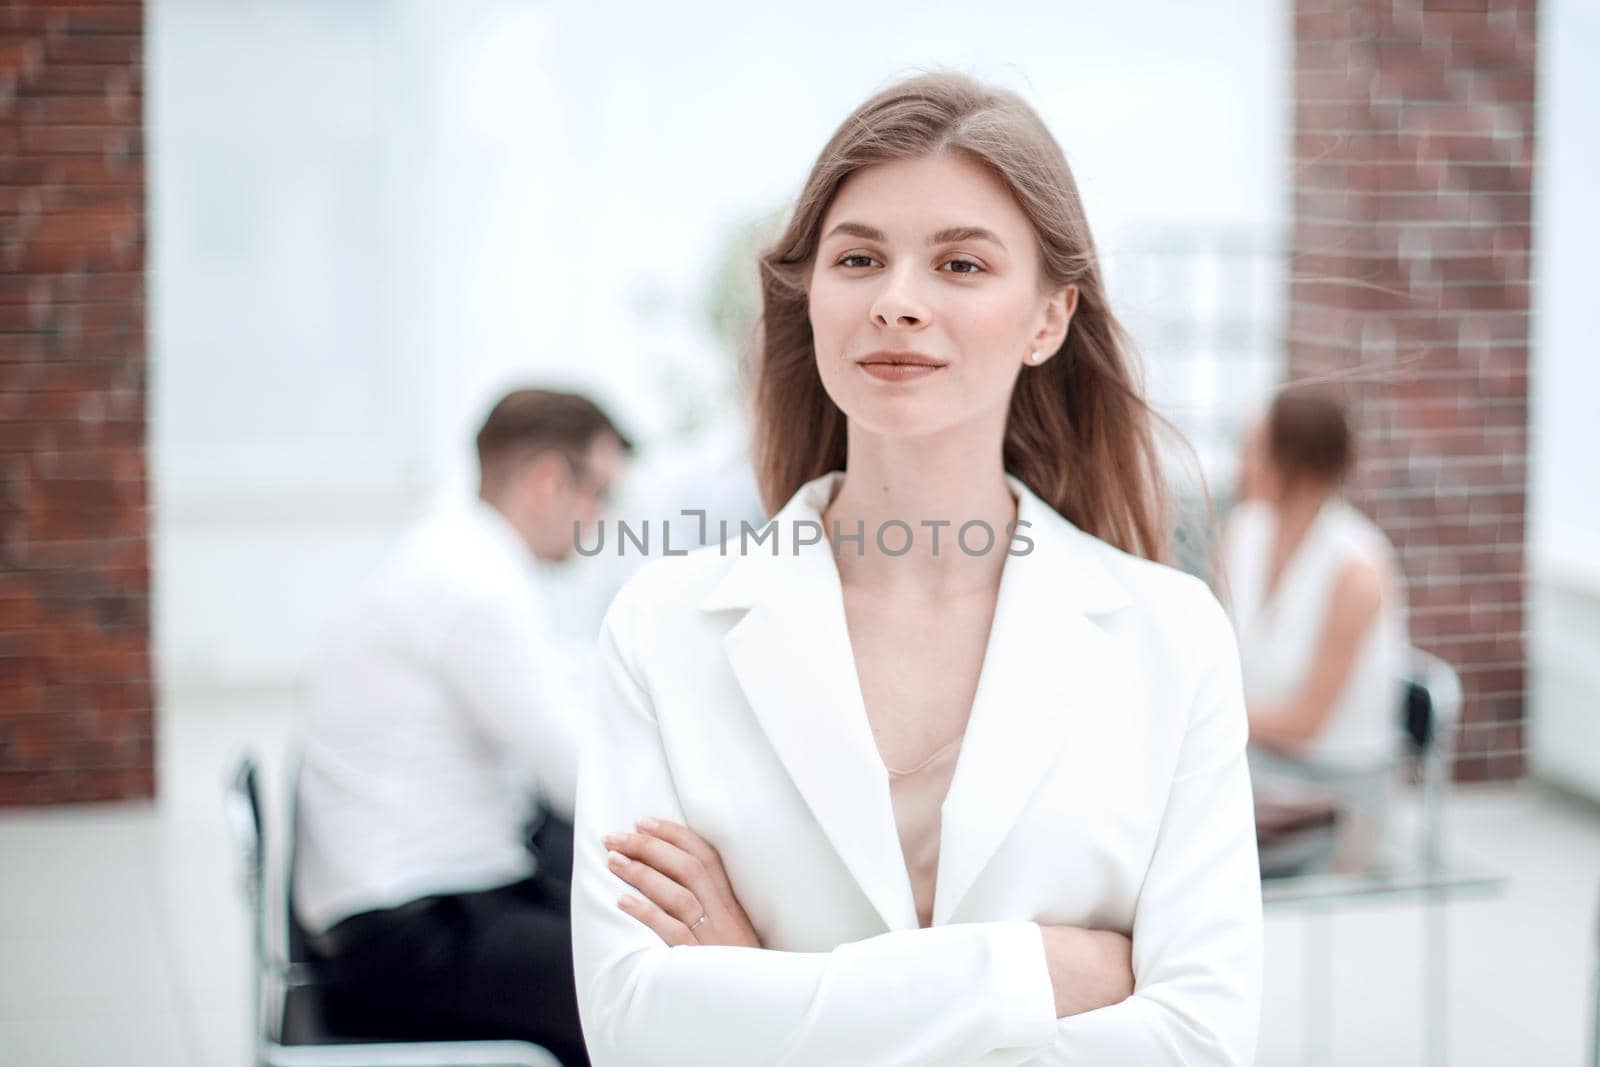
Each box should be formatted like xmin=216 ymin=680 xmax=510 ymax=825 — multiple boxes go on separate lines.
xmin=294 ymin=498 xmax=591 ymax=934
xmin=572 ymin=471 xmax=1262 ymax=1066
xmin=1221 ymin=495 xmax=1410 ymax=770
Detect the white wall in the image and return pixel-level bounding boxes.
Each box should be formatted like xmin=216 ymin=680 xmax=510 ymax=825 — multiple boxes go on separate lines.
xmin=149 ymin=0 xmax=1290 ymax=694
xmin=1528 ymin=0 xmax=1600 ymax=799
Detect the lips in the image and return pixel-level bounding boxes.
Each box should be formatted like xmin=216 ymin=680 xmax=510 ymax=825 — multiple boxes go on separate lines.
xmin=856 ymin=349 xmax=948 ymax=368
xmin=856 ymin=352 xmax=947 ymax=383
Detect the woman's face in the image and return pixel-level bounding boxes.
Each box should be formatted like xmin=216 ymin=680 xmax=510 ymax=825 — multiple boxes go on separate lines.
xmin=806 ymin=153 xmax=1075 ymax=440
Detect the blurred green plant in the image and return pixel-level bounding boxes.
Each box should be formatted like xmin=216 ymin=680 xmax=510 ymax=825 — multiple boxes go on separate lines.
xmin=703 ymin=207 xmax=786 ymax=378
xmin=639 ymin=208 xmax=787 ymax=443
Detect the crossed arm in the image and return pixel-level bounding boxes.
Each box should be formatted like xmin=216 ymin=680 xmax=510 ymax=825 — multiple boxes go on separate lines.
xmin=571 ymin=586 xmax=1262 ymax=1065
xmin=602 ymin=817 xmax=1136 ymax=1024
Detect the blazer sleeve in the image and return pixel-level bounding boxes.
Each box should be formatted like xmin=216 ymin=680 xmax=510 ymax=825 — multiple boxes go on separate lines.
xmin=571 ymin=584 xmax=1061 ymax=1067
xmin=1018 ymin=581 xmax=1264 ymax=1066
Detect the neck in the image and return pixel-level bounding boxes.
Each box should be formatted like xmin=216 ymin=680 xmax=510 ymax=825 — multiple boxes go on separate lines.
xmin=477 ymin=487 xmax=513 ymax=523
xmin=478 ymin=489 xmax=540 ymax=560
xmin=823 ymin=425 xmax=1016 ymax=598
xmin=1272 ymin=483 xmax=1330 ymax=541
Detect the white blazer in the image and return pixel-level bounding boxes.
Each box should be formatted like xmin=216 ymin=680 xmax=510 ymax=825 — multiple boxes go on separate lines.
xmin=571 ymin=470 xmax=1262 ymax=1066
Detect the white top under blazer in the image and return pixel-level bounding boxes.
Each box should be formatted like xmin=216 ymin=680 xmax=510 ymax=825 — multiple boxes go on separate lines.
xmin=571 ymin=470 xmax=1263 ymax=1066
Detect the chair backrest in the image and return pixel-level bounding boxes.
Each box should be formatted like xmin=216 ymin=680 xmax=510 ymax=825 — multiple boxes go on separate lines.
xmin=224 ymin=754 xmax=269 ymax=1054
xmin=1398 ymin=649 xmax=1463 ymax=867
xmin=283 ymin=751 xmax=319 ymax=968
xmin=1402 ymin=677 xmax=1433 ymax=751
xmin=225 ymin=756 xmax=265 ymax=944
xmin=1400 ymin=648 xmax=1464 ymax=757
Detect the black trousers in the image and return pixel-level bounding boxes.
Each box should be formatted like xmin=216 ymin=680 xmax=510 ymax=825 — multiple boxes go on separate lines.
xmin=313 ymin=814 xmax=589 ymax=1067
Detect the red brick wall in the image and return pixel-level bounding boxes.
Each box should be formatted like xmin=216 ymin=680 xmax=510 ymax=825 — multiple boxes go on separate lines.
xmin=1289 ymin=0 xmax=1534 ymax=781
xmin=1 ymin=2 xmax=152 ymax=804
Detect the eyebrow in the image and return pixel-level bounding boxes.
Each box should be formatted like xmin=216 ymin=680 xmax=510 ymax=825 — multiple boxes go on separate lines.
xmin=822 ymin=221 xmax=1008 ymax=252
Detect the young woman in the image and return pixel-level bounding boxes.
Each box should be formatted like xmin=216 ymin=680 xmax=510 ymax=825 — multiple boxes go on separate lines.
xmin=1221 ymin=390 xmax=1411 ymax=874
xmin=570 ymin=72 xmax=1262 ymax=1065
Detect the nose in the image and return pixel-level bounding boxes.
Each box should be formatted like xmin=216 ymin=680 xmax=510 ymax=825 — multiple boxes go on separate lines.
xmin=869 ymin=266 xmax=930 ymax=329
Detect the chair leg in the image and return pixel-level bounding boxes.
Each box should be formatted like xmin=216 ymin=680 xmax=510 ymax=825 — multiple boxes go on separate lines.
xmin=1592 ymin=949 xmax=1600 ymax=1067
xmin=1592 ymin=880 xmax=1600 ymax=1067
xmin=1593 ymin=920 xmax=1600 ymax=1067
xmin=1423 ymin=885 xmax=1450 ymax=1067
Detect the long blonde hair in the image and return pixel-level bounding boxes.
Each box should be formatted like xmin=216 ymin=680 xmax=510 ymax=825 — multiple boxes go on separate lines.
xmin=752 ymin=71 xmax=1182 ymax=563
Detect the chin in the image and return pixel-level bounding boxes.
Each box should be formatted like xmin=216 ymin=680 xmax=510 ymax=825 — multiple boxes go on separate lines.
xmin=840 ymin=395 xmax=976 ymax=442
xmin=825 ymin=383 xmax=948 ymax=434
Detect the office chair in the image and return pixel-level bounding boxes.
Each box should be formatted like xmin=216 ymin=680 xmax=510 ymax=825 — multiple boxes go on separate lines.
xmin=225 ymin=753 xmax=561 ymax=1067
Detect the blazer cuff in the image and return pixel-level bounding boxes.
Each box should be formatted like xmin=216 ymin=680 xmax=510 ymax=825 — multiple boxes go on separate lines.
xmin=986 ymin=920 xmax=1058 ymax=1049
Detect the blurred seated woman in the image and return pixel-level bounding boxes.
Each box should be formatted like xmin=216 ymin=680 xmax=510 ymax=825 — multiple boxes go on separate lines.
xmin=1217 ymin=388 xmax=1411 ymax=875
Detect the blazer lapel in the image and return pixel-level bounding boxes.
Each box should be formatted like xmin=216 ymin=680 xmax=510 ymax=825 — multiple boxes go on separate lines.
xmin=699 ymin=472 xmax=921 ymax=932
xmin=931 ymin=476 xmax=1134 ymax=925
xmin=697 ymin=470 xmax=1136 ymax=933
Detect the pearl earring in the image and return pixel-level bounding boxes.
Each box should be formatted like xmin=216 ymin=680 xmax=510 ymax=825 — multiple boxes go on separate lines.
xmin=1028 ymin=350 xmax=1041 ymax=364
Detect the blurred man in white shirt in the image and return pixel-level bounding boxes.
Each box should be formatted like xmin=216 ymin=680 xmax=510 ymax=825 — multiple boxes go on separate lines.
xmin=294 ymin=388 xmax=630 ymax=1065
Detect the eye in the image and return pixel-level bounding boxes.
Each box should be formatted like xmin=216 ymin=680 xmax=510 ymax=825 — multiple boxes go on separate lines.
xmin=837 ymin=254 xmax=880 ymax=269
xmin=941 ymin=257 xmax=985 ymax=275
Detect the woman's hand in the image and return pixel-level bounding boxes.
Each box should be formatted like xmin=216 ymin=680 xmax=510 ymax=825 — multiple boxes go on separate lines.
xmin=603 ymin=817 xmax=761 ymax=948
xmin=1039 ymin=924 xmax=1135 ymax=1018
xmin=601 ymin=820 xmax=1130 ymax=1013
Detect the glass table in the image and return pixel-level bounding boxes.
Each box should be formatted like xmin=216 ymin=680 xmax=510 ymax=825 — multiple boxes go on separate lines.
xmin=1263 ymin=846 xmax=1508 ymax=1067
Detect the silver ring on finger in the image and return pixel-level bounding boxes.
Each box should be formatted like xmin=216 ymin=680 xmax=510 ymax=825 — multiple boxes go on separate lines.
xmin=690 ymin=913 xmax=708 ymax=931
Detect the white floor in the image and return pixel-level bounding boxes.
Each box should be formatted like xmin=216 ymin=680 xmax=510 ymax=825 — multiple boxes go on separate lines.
xmin=2 ymin=692 xmax=1598 ymax=1067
